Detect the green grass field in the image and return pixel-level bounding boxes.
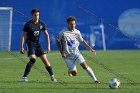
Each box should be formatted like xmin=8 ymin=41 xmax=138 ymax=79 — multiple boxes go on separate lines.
xmin=0 ymin=50 xmax=140 ymax=93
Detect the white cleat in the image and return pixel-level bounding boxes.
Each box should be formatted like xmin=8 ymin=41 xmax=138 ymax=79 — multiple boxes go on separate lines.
xmin=94 ymin=81 xmax=100 ymax=84
xmin=21 ymin=77 xmax=28 ymax=82
xmin=51 ymin=76 xmax=57 ymax=82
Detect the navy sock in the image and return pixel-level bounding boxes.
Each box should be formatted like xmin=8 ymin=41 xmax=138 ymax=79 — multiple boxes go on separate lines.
xmin=46 ymin=66 xmax=53 ymax=76
xmin=23 ymin=59 xmax=35 ymax=77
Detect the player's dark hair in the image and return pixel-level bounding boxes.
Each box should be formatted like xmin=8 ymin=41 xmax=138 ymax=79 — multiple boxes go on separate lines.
xmin=67 ymin=16 xmax=76 ymax=23
xmin=31 ymin=8 xmax=40 ymax=15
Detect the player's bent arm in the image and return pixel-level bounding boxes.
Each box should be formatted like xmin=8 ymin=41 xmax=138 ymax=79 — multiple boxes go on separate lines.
xmin=56 ymin=39 xmax=67 ymax=58
xmin=20 ymin=31 xmax=26 ymax=54
xmin=82 ymin=40 xmax=96 ymax=55
xmin=44 ymin=30 xmax=50 ymax=53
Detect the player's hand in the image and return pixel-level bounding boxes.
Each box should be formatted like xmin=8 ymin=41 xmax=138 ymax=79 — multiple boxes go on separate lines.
xmin=20 ymin=48 xmax=24 ymax=54
xmin=62 ymin=53 xmax=67 ymax=58
xmin=91 ymin=49 xmax=96 ymax=55
xmin=46 ymin=48 xmax=51 ymax=53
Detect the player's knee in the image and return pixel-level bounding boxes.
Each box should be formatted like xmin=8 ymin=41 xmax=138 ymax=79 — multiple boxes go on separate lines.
xmin=29 ymin=55 xmax=36 ymax=59
xmin=82 ymin=66 xmax=87 ymax=70
xmin=29 ymin=58 xmax=36 ymax=64
xmin=71 ymin=71 xmax=77 ymax=76
xmin=80 ymin=62 xmax=88 ymax=69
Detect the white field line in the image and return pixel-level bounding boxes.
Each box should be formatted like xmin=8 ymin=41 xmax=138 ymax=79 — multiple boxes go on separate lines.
xmin=0 ymin=57 xmax=27 ymax=61
xmin=0 ymin=53 xmax=60 ymax=61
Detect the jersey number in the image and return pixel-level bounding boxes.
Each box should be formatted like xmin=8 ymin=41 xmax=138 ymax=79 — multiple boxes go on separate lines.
xmin=34 ymin=31 xmax=39 ymax=36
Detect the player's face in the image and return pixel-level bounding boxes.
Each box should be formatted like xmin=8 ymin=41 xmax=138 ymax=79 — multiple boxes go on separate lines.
xmin=68 ymin=20 xmax=76 ymax=31
xmin=32 ymin=12 xmax=40 ymax=22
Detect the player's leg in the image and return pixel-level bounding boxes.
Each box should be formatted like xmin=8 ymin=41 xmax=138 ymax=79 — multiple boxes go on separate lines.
xmin=22 ymin=55 xmax=36 ymax=77
xmin=21 ymin=46 xmax=36 ymax=82
xmin=80 ymin=62 xmax=99 ymax=83
xmin=76 ymin=54 xmax=100 ymax=83
xmin=40 ymin=54 xmax=57 ymax=82
xmin=67 ymin=67 xmax=77 ymax=76
xmin=64 ymin=58 xmax=77 ymax=76
xmin=36 ymin=45 xmax=57 ymax=82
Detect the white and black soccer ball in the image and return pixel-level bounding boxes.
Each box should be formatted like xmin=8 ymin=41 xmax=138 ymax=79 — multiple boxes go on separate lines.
xmin=109 ymin=78 xmax=120 ymax=89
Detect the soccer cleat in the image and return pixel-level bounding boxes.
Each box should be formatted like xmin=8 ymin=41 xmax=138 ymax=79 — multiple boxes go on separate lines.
xmin=95 ymin=81 xmax=100 ymax=84
xmin=68 ymin=70 xmax=72 ymax=77
xmin=21 ymin=77 xmax=28 ymax=82
xmin=51 ymin=76 xmax=57 ymax=82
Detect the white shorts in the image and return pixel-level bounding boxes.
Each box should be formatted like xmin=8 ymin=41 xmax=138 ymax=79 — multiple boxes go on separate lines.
xmin=64 ymin=53 xmax=85 ymax=71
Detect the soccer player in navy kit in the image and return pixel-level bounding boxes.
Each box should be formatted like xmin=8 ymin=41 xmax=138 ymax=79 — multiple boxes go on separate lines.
xmin=20 ymin=8 xmax=57 ymax=82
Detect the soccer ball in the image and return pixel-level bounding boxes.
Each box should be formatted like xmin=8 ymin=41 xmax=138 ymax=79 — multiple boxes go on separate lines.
xmin=109 ymin=78 xmax=120 ymax=89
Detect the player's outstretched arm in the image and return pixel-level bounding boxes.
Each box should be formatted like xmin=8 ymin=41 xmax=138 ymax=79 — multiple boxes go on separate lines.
xmin=82 ymin=40 xmax=96 ymax=55
xmin=44 ymin=30 xmax=50 ymax=53
xmin=20 ymin=31 xmax=26 ymax=54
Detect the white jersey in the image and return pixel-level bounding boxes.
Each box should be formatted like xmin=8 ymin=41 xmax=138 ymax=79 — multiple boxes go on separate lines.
xmin=57 ymin=29 xmax=83 ymax=56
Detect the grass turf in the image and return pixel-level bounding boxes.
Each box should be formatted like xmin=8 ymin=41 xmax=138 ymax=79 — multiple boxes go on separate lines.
xmin=0 ymin=50 xmax=140 ymax=93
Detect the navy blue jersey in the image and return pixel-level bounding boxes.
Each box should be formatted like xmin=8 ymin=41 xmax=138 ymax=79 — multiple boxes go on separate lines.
xmin=23 ymin=19 xmax=47 ymax=44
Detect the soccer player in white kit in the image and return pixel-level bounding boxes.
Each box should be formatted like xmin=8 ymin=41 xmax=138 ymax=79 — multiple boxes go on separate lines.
xmin=56 ymin=16 xmax=100 ymax=83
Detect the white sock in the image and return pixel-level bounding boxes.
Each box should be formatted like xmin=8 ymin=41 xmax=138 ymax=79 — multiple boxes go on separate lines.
xmin=86 ymin=66 xmax=97 ymax=81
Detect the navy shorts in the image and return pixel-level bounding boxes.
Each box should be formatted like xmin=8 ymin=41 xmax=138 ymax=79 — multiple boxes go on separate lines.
xmin=26 ymin=43 xmax=45 ymax=57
